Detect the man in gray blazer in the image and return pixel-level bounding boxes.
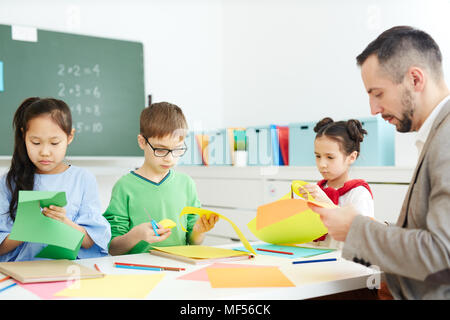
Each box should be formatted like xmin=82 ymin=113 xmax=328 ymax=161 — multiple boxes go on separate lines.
xmin=309 ymin=26 xmax=450 ymax=299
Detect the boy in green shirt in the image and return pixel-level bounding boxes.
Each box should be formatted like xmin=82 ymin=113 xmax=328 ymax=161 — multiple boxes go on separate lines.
xmin=103 ymin=102 xmax=219 ymax=255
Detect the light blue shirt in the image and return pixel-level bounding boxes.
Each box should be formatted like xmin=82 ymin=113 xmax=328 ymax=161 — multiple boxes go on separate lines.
xmin=0 ymin=165 xmax=111 ymax=261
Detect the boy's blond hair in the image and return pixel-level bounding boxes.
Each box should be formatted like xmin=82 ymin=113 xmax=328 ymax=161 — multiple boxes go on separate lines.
xmin=140 ymin=102 xmax=188 ymax=140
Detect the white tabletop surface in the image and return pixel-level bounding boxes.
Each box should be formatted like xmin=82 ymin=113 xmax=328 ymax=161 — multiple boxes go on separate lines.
xmin=0 ymin=242 xmax=381 ymax=300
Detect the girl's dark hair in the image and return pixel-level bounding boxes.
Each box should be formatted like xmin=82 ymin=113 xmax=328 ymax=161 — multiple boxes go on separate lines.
xmin=314 ymin=117 xmax=367 ymax=158
xmin=5 ymin=97 xmax=72 ymax=221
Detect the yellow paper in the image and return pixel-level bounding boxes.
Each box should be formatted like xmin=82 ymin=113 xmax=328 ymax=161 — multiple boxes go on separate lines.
xmin=289 ymin=180 xmax=338 ymax=208
xmin=158 ymin=218 xmax=176 ymax=229
xmin=249 ymin=180 xmax=331 ymax=244
xmin=248 ymin=210 xmax=328 ymax=244
xmin=256 ymin=198 xmax=310 ymax=230
xmin=151 ymin=245 xmax=249 ymax=259
xmin=54 ymin=273 xmax=165 ymax=299
xmin=206 ymin=267 xmax=295 ymax=288
xmin=179 ymin=207 xmax=256 ymax=255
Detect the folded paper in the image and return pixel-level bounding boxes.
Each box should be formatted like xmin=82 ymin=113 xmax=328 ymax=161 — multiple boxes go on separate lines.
xmin=9 ymin=191 xmax=84 ymax=259
xmin=179 ymin=207 xmax=256 ymax=255
xmin=248 ymin=180 xmax=335 ymax=245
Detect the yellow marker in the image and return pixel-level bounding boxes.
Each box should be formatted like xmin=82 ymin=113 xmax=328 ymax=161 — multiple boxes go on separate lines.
xmin=158 ymin=218 xmax=177 ymax=229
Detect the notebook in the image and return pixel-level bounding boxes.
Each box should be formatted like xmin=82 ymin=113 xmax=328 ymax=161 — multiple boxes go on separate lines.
xmin=149 ymin=245 xmax=253 ymax=265
xmin=0 ymin=259 xmax=104 ymax=283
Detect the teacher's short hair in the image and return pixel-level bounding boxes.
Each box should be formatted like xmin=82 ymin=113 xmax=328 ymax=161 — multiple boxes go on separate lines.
xmin=356 ymin=26 xmax=443 ymax=83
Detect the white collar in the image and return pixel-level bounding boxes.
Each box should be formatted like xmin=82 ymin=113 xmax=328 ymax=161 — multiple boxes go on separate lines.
xmin=415 ymin=95 xmax=450 ymax=154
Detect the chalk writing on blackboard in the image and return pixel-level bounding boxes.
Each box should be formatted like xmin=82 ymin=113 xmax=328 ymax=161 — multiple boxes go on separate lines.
xmin=56 ymin=63 xmax=103 ymax=135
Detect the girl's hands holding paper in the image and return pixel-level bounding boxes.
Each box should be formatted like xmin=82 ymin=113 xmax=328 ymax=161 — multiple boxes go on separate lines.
xmin=42 ymin=205 xmax=95 ymax=248
xmin=42 ymin=205 xmax=70 ymax=224
xmin=298 ymin=184 xmax=334 ymax=205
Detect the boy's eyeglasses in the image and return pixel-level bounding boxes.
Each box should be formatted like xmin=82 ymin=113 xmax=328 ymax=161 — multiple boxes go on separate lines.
xmin=143 ymin=136 xmax=187 ymax=158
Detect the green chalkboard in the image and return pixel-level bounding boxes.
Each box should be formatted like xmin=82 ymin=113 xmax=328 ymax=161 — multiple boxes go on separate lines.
xmin=0 ymin=24 xmax=145 ymax=156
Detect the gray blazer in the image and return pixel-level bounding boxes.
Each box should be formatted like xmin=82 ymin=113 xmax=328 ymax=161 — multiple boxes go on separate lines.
xmin=342 ymin=99 xmax=450 ymax=299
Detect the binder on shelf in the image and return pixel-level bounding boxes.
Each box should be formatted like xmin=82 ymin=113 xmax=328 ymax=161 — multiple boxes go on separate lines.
xmin=206 ymin=129 xmax=232 ymax=166
xmin=270 ymin=125 xmax=282 ymax=165
xmin=277 ymin=126 xmax=289 ymax=166
xmin=246 ymin=125 xmax=274 ymax=166
xmin=289 ymin=122 xmax=316 ymax=166
xmin=195 ymin=134 xmax=210 ymax=165
xmin=177 ymin=131 xmax=203 ymax=166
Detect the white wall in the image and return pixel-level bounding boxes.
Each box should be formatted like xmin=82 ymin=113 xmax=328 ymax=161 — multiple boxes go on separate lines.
xmin=221 ymin=0 xmax=450 ymax=128
xmin=0 ymin=0 xmax=224 ymax=131
xmin=1 ymin=0 xmax=449 ymax=209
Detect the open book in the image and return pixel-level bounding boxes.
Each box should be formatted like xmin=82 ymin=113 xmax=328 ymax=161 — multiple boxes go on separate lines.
xmin=0 ymin=259 xmax=104 ymax=283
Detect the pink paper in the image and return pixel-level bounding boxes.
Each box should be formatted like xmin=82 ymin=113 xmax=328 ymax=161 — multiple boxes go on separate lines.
xmin=19 ymin=280 xmax=73 ymax=300
xmin=177 ymin=263 xmax=268 ymax=282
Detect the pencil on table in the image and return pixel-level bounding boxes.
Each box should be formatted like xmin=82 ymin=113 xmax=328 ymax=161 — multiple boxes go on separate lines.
xmin=114 ymin=262 xmax=185 ymax=271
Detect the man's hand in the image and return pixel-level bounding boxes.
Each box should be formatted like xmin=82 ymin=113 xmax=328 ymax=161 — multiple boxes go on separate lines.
xmin=307 ymin=203 xmax=359 ymax=242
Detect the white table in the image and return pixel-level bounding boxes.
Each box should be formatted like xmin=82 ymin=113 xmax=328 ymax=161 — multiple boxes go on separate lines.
xmin=0 ymin=242 xmax=381 ymax=300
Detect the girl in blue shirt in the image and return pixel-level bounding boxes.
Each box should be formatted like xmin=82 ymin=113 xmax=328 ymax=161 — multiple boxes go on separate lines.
xmin=0 ymin=97 xmax=111 ymax=261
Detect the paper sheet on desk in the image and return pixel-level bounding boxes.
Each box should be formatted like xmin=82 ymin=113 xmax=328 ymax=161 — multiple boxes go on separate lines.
xmin=177 ymin=263 xmax=269 ymax=282
xmin=54 ymin=274 xmax=165 ymax=298
xmin=179 ymin=207 xmax=256 ymax=255
xmin=248 ymin=180 xmax=334 ymax=245
xmin=206 ymin=266 xmax=295 ymax=288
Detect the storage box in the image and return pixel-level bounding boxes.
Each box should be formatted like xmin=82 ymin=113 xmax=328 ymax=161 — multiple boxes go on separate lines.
xmin=246 ymin=125 xmax=276 ymax=166
xmin=288 ymin=122 xmax=316 ymax=166
xmin=356 ymin=116 xmax=395 ymax=166
xmin=288 ymin=117 xmax=395 ymax=167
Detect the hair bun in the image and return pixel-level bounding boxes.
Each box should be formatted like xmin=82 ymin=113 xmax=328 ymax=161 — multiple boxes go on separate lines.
xmin=314 ymin=117 xmax=334 ymax=133
xmin=346 ymin=119 xmax=367 ymax=142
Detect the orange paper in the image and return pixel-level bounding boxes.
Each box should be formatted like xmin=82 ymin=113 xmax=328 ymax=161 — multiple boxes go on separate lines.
xmin=206 ymin=267 xmax=295 ymax=288
xmin=256 ymin=198 xmax=309 ymax=230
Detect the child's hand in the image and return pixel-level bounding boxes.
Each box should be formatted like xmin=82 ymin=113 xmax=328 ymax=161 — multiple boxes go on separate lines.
xmin=130 ymin=223 xmax=171 ymax=243
xmin=298 ymin=184 xmax=333 ymax=204
xmin=193 ymin=214 xmax=219 ymax=234
xmin=42 ymin=205 xmax=70 ymax=224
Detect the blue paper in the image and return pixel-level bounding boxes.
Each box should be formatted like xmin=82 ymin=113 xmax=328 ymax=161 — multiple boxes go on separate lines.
xmin=0 ymin=61 xmax=4 ymax=91
xmin=233 ymin=243 xmax=334 ymax=259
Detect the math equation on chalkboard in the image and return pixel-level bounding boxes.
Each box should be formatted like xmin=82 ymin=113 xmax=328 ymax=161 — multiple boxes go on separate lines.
xmin=56 ymin=63 xmax=103 ymax=134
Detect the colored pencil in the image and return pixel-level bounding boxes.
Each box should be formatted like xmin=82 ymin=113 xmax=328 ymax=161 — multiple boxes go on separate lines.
xmin=0 ymin=276 xmax=11 ymax=283
xmin=114 ymin=262 xmax=185 ymax=271
xmin=257 ymin=248 xmax=294 ymax=255
xmin=0 ymin=282 xmax=17 ymax=293
xmin=94 ymin=264 xmax=101 ymax=272
xmin=113 ymin=264 xmax=162 ymax=271
xmin=292 ymin=258 xmax=337 ymax=264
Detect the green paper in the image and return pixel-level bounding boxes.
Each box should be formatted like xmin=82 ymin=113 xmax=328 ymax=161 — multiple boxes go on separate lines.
xmin=35 ymin=241 xmax=83 ymax=260
xmin=9 ymin=191 xmax=84 ymax=259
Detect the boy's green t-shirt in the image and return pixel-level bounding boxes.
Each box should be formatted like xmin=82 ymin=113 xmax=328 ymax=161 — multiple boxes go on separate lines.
xmin=103 ymin=170 xmax=201 ymax=253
